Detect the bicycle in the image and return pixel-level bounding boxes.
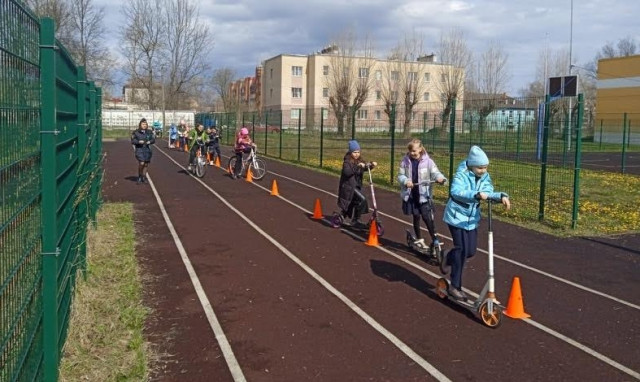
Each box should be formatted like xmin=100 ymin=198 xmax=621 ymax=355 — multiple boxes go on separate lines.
xmin=227 ymin=146 xmax=266 ymax=180
xmin=189 ymin=141 xmax=207 ymax=178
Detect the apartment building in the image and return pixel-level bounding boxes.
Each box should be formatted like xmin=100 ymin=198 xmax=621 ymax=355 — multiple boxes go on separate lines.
xmin=595 ymin=54 xmax=640 ymax=143
xmin=261 ymin=50 xmax=462 ymax=129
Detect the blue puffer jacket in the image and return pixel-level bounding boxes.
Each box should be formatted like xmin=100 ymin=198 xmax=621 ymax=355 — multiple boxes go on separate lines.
xmin=443 ymin=160 xmax=507 ymax=230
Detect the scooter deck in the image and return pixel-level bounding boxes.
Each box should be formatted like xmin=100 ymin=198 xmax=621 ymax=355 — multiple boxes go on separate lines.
xmin=435 ymin=287 xmax=478 ymax=309
xmin=405 ymin=230 xmax=434 ymax=256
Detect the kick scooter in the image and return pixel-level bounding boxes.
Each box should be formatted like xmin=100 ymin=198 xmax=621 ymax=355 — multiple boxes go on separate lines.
xmin=435 ymin=199 xmax=503 ymax=328
xmin=405 ymin=179 xmax=446 ymax=260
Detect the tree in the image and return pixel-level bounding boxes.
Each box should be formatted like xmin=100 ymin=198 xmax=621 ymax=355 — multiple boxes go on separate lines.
xmin=435 ymin=28 xmax=472 ymax=130
xmin=323 ymin=28 xmax=376 ymax=137
xmin=381 ymin=31 xmax=430 ymax=138
xmin=211 ymin=68 xmax=237 ymax=112
xmin=465 ymin=40 xmax=510 ymax=130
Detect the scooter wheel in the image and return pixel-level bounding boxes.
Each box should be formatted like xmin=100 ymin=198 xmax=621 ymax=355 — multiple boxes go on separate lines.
xmin=330 ymin=213 xmax=343 ymax=228
xmin=479 ymin=300 xmax=503 ymax=328
xmin=436 ymin=278 xmax=449 ymax=299
xmin=375 ymin=221 xmax=384 ymax=236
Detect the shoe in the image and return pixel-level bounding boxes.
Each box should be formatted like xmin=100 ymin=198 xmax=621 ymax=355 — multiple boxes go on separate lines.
xmin=141 ymin=176 xmax=147 ymax=183
xmin=438 ymin=249 xmax=450 ymax=275
xmin=136 ymin=176 xmax=143 ymax=184
xmin=187 ymin=165 xmax=192 ymax=172
xmin=450 ymin=288 xmax=467 ymax=301
xmin=209 ymin=161 xmax=214 ymax=166
xmin=230 ymin=174 xmax=237 ymax=180
xmin=413 ymin=238 xmax=428 ymax=250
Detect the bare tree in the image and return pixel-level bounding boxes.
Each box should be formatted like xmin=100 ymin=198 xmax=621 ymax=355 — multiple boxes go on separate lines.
xmin=466 ymin=40 xmax=510 ymax=129
xmin=211 ymin=68 xmax=237 ymax=112
xmin=435 ymin=28 xmax=472 ymax=130
xmin=121 ymin=0 xmax=166 ymax=108
xmin=24 ymin=0 xmax=73 ymax=38
xmin=323 ymin=28 xmax=376 ymax=137
xmin=163 ymin=0 xmax=212 ymax=109
xmin=380 ymin=31 xmax=430 ymax=137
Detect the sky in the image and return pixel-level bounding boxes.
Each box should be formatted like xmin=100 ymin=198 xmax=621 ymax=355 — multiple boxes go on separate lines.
xmin=97 ymin=0 xmax=640 ymax=95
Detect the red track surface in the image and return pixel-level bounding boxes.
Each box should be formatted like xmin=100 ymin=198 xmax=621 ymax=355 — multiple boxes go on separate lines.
xmin=102 ymin=140 xmax=640 ymax=382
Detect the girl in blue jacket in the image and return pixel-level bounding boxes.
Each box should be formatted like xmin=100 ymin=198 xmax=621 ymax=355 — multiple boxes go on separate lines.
xmin=441 ymin=145 xmax=510 ymax=301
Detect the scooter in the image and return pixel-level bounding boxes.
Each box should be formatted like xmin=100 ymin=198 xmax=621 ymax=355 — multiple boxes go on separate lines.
xmin=405 ymin=179 xmax=445 ymax=259
xmin=331 ymin=163 xmax=383 ymax=236
xmin=435 ymin=199 xmax=503 ymax=328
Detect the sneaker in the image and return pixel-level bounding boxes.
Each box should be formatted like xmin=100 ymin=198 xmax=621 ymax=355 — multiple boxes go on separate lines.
xmin=438 ymin=249 xmax=450 ymax=275
xmin=136 ymin=176 xmax=143 ymax=184
xmin=450 ymin=288 xmax=467 ymax=301
xmin=209 ymin=161 xmax=214 ymax=166
xmin=187 ymin=165 xmax=192 ymax=172
xmin=413 ymin=238 xmax=428 ymax=250
xmin=141 ymin=176 xmax=147 ymax=183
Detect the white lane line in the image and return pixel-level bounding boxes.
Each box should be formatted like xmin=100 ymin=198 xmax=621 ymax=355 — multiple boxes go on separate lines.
xmin=256 ymin=172 xmax=640 ymax=380
xmin=146 ymin=174 xmax=247 ymax=382
xmin=157 ymin=149 xmax=452 ymax=382
xmin=269 ymin=170 xmax=640 ymax=311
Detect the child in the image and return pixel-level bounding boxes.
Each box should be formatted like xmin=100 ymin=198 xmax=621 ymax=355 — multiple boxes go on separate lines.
xmin=130 ymin=118 xmax=155 ymax=184
xmin=206 ymin=126 xmax=221 ymax=165
xmin=232 ymin=127 xmax=255 ymax=179
xmin=440 ymin=145 xmax=510 ymax=301
xmin=398 ymin=139 xmax=447 ymax=252
xmin=169 ymin=123 xmax=178 ymax=148
xmin=337 ymin=140 xmax=377 ymax=227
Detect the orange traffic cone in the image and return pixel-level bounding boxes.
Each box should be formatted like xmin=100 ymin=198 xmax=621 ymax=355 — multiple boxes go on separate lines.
xmin=365 ymin=221 xmax=379 ymax=246
xmin=214 ymin=156 xmax=221 ymax=167
xmin=270 ymin=179 xmax=280 ymax=196
xmin=245 ymin=168 xmax=253 ymax=182
xmin=312 ymin=198 xmax=323 ymax=219
xmin=504 ymin=277 xmax=531 ymax=319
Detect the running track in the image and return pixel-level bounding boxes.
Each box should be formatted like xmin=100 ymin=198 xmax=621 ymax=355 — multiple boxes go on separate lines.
xmin=102 ymin=140 xmax=640 ymax=382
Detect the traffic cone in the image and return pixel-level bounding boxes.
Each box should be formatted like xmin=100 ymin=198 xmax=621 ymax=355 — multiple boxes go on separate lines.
xmin=312 ymin=198 xmax=323 ymax=219
xmin=504 ymin=277 xmax=531 ymax=319
xmin=270 ymin=179 xmax=280 ymax=196
xmin=214 ymin=156 xmax=221 ymax=167
xmin=245 ymin=168 xmax=253 ymax=182
xmin=365 ymin=221 xmax=379 ymax=246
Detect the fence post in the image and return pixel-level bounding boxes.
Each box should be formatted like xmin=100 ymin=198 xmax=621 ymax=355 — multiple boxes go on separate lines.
xmin=599 ymin=120 xmax=603 ymax=149
xmin=320 ymin=108 xmax=324 ymax=167
xmin=621 ymin=113 xmax=627 ymax=174
xmin=422 ymin=112 xmax=427 ymax=147
xmin=538 ymin=95 xmax=551 ymax=221
xmin=40 ymin=17 xmax=60 ymax=382
xmin=448 ymin=98 xmax=457 ymax=189
xmin=390 ymin=104 xmax=396 ymax=185
xmin=76 ymin=67 xmax=88 ymax=272
xmin=571 ymin=94 xmax=584 ymax=229
xmin=516 ymin=113 xmax=522 ymax=162
xmin=264 ymin=111 xmax=268 ymax=156
xmin=351 ymin=105 xmax=356 ymax=140
xmin=279 ymin=111 xmax=283 ymax=159
xmin=297 ymin=108 xmax=302 ymax=162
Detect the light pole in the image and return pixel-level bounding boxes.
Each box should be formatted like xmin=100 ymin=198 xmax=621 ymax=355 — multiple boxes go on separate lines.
xmin=160 ymin=65 xmax=166 ymax=136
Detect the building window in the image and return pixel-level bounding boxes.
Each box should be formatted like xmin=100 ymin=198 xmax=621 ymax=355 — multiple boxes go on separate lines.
xmin=358 ymin=67 xmax=369 ymax=78
xmin=441 ymin=73 xmax=448 ymax=82
xmin=375 ymin=110 xmax=381 ymax=120
xmin=322 ymin=109 xmax=329 ymax=119
xmin=408 ymin=72 xmax=417 ymax=82
xmin=291 ymin=109 xmax=300 ymax=119
xmin=376 ymin=90 xmax=381 ymax=100
xmin=292 ymin=87 xmax=302 ymax=98
xmin=423 ymin=92 xmax=430 ymax=101
xmin=292 ymin=66 xmax=303 ymax=76
xmin=357 ymin=109 xmax=368 ymax=120
xmin=424 ymin=72 xmax=431 ymax=82
xmin=375 ymin=70 xmax=382 ymax=80
xmin=323 ymin=65 xmax=329 ymax=75
xmin=391 ymin=71 xmax=399 ymax=81
xmin=270 ymin=88 xmax=273 ymax=98
xmin=270 ymin=68 xmax=273 ymax=79
xmin=323 ymin=88 xmax=329 ymax=98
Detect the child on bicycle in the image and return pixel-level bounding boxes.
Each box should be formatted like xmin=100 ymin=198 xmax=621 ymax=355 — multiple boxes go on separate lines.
xmin=398 ymin=139 xmax=447 ymax=252
xmin=187 ymin=124 xmax=208 ymax=172
xmin=337 ymin=140 xmax=377 ymax=228
xmin=232 ymin=127 xmax=255 ymax=179
xmin=440 ymin=145 xmax=510 ymax=301
xmin=206 ymin=126 xmax=221 ymax=165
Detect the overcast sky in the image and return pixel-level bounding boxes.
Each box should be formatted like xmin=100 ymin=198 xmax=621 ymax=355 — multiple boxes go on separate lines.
xmin=98 ymin=0 xmax=639 ymax=94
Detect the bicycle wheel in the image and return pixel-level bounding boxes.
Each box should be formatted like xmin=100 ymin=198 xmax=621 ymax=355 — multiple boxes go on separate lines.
xmin=227 ymin=156 xmax=238 ymax=176
xmin=250 ymin=158 xmax=267 ymax=180
xmin=195 ymin=158 xmax=206 ymax=178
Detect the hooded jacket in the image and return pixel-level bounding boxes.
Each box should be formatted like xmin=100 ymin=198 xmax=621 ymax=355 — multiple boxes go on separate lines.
xmin=443 ymin=160 xmax=507 ymax=230
xmin=398 ymin=153 xmax=446 ymax=204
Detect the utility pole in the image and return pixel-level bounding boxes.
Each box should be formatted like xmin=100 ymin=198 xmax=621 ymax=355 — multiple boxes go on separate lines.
xmin=161 ymin=65 xmax=166 ymax=135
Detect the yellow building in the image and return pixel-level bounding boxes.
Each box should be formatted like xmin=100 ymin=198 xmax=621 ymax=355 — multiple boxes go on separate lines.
xmin=261 ymin=50 xmax=463 ymax=131
xmin=595 ymin=55 xmax=640 ymax=144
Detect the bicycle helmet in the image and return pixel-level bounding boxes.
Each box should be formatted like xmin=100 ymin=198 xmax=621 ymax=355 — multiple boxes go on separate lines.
xmin=240 ymin=127 xmax=249 ymax=136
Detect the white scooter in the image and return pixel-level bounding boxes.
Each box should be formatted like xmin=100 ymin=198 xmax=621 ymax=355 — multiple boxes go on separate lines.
xmin=435 ymin=200 xmax=503 ymax=328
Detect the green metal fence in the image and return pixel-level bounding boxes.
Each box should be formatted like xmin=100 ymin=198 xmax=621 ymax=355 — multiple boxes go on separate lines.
xmin=197 ymin=93 xmax=640 ymax=232
xmin=1 ymin=6 xmax=103 ymax=381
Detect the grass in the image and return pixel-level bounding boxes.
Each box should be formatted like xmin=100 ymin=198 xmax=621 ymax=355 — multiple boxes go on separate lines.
xmin=59 ymin=203 xmax=150 ymax=382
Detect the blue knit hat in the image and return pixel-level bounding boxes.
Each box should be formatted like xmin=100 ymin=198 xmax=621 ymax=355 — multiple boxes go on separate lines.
xmin=348 ymin=140 xmax=360 ymax=153
xmin=467 ymin=145 xmax=489 ymax=167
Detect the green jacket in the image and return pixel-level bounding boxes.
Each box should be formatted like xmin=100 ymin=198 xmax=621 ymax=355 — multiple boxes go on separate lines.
xmin=188 ymin=128 xmax=208 ymax=147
